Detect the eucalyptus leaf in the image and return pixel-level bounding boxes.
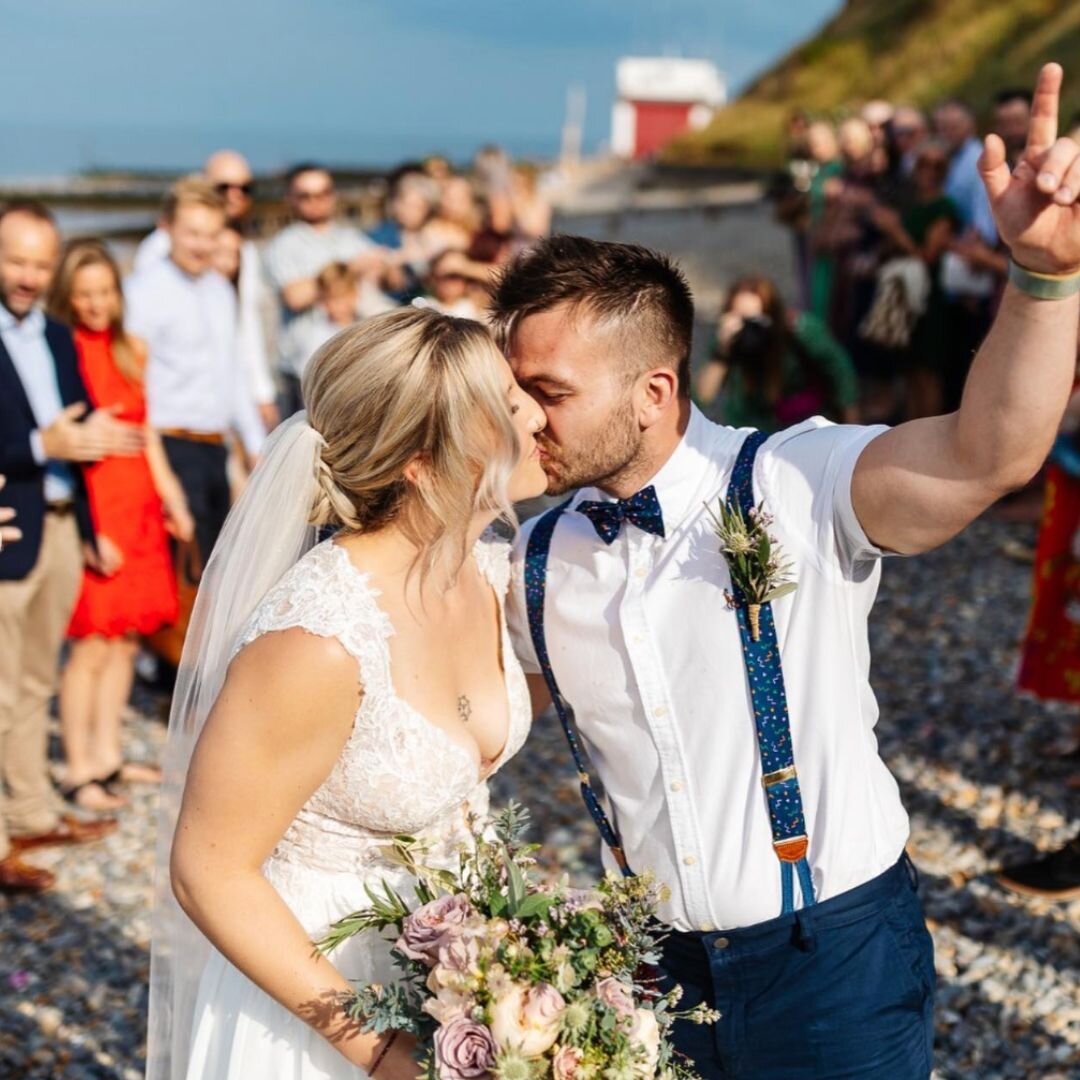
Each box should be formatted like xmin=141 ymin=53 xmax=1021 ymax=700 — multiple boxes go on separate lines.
xmin=763 ymin=582 xmax=798 ymax=602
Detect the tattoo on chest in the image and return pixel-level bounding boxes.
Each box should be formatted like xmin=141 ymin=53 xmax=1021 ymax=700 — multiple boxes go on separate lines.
xmin=457 ymin=695 xmax=472 ymax=724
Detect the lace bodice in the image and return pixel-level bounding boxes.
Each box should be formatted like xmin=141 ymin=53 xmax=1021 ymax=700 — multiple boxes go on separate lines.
xmin=233 ymin=535 xmax=530 ymax=876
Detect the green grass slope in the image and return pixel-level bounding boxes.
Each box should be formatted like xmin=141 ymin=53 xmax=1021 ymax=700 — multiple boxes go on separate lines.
xmin=668 ymin=0 xmax=1080 ymax=166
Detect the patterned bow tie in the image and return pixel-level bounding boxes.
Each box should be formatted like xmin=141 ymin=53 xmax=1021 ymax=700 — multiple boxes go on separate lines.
xmin=577 ymin=485 xmax=666 ymax=544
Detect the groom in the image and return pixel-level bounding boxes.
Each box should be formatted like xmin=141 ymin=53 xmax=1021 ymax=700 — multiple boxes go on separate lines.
xmin=497 ymin=64 xmax=1080 ymax=1079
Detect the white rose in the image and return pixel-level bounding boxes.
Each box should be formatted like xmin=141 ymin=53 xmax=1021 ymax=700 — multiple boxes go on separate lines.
xmin=626 ymin=1008 xmax=661 ymax=1077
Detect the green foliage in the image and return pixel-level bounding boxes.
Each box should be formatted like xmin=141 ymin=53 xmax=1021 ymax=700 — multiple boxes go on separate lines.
xmin=667 ymin=0 xmax=1079 ymax=166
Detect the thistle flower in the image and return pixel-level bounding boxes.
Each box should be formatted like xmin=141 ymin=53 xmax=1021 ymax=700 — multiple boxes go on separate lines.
xmin=705 ymin=498 xmax=797 ymax=641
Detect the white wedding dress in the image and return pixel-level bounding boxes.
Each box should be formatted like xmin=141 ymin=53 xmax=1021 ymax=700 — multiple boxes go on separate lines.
xmin=183 ymin=535 xmax=532 ymax=1079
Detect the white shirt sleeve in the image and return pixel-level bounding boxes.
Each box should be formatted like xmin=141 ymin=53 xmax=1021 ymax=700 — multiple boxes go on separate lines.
xmin=507 ymin=523 xmax=542 ymax=675
xmin=133 ymin=227 xmax=171 ymax=273
xmin=236 ymin=247 xmax=276 ymax=405
xmin=758 ymin=418 xmax=891 ymax=580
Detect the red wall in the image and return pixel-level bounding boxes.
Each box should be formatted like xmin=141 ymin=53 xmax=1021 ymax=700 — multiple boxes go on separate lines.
xmin=632 ymin=100 xmax=694 ymax=158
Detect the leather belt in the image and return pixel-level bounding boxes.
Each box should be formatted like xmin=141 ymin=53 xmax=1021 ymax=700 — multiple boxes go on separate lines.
xmin=159 ymin=429 xmax=227 ymax=447
xmin=45 ymin=501 xmax=75 ymax=517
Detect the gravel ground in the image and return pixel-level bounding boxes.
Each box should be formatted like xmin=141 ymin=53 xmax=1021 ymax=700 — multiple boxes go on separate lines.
xmin=1 ymin=513 xmax=1077 ymax=1079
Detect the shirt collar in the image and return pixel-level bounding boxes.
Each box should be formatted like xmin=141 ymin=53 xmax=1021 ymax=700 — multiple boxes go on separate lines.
xmin=571 ymin=405 xmax=717 ymax=536
xmin=0 ymin=302 xmax=45 ymax=336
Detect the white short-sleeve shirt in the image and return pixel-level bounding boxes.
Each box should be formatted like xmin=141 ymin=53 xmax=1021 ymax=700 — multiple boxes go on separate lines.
xmin=506 ymin=408 xmax=909 ymax=932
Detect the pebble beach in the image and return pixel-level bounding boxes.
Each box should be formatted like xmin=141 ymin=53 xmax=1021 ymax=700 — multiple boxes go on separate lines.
xmin=0 ymin=512 xmax=1077 ymax=1079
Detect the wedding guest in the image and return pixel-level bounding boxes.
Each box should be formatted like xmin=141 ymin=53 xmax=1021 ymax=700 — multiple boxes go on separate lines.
xmin=934 ymin=99 xmax=997 ymax=243
xmin=126 ymin=178 xmax=266 ymax=566
xmin=48 ymin=241 xmax=194 ymax=812
xmin=425 ymin=250 xmax=482 ymax=320
xmin=263 ymin=163 xmax=387 ymax=416
xmin=368 ymin=168 xmax=439 ymax=303
xmin=870 ymin=140 xmax=961 ymax=418
xmin=1002 ymin=383 xmax=1080 ymax=900
xmin=510 ymin=162 xmax=552 ymax=245
xmin=993 ymin=87 xmax=1034 ymax=169
xmin=424 ymin=173 xmax=481 ymax=253
xmin=279 ymin=261 xmax=394 ymax=380
xmin=213 ymin=221 xmax=280 ymax=432
xmin=695 ymin=274 xmax=857 ymax=431
xmin=0 ymin=201 xmax=139 ymax=893
xmin=137 ymin=152 xmax=279 ymax=432
xmin=892 ymin=106 xmax=929 ymax=177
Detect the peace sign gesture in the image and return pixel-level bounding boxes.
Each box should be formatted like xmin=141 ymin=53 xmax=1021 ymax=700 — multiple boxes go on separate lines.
xmin=981 ymin=63 xmax=1080 ymax=274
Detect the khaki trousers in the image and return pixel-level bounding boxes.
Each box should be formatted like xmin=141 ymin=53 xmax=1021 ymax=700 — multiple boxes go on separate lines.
xmin=0 ymin=512 xmax=82 ymax=859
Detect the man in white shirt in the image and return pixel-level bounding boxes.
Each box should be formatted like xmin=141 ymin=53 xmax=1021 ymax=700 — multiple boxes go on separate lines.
xmin=134 ymin=150 xmax=279 ymax=433
xmin=262 ymin=163 xmax=389 ymax=415
xmin=494 ymin=66 xmax=1080 ymax=1078
xmin=126 ymin=178 xmax=266 ymax=565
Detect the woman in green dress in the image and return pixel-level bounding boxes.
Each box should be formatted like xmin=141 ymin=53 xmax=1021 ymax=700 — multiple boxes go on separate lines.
xmin=695 ymin=274 xmax=859 ymax=433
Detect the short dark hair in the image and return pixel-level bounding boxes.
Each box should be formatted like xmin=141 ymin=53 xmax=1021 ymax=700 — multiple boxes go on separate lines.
xmin=0 ymin=199 xmax=57 ymax=230
xmin=489 ymin=235 xmax=695 ymax=397
xmin=994 ymin=87 xmax=1034 ymax=109
xmin=285 ymin=162 xmax=331 ymax=189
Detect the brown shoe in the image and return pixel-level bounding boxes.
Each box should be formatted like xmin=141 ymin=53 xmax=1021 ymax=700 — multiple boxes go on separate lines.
xmin=9 ymin=814 xmax=118 ymax=852
xmin=0 ymin=853 xmax=55 ymax=893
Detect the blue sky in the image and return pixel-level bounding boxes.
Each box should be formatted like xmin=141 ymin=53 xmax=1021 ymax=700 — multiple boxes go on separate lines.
xmin=0 ymin=0 xmax=840 ymax=176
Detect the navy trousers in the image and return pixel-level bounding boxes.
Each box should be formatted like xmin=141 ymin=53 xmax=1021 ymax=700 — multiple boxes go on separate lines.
xmin=659 ymin=856 xmax=935 ymax=1079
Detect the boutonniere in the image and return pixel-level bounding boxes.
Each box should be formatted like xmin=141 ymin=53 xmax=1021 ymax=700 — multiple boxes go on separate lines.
xmin=705 ymin=500 xmax=797 ymax=641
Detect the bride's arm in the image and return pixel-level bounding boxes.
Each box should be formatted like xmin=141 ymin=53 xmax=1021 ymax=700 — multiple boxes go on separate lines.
xmin=170 ymin=628 xmax=416 ymax=1076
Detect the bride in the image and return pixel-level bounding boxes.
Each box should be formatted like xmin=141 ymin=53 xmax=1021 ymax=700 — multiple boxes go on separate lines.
xmin=146 ymin=307 xmax=547 ymax=1079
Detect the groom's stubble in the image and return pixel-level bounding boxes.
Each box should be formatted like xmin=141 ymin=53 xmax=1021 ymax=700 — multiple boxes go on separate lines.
xmin=540 ymin=387 xmax=649 ymax=497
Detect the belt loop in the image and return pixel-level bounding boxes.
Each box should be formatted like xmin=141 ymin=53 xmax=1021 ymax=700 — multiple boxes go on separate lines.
xmin=794 ymin=907 xmax=817 ymax=953
xmin=902 ymin=852 xmax=919 ymax=892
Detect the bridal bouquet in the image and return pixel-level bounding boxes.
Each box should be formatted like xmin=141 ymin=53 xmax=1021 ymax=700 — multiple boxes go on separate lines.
xmin=318 ymin=804 xmax=717 ymax=1080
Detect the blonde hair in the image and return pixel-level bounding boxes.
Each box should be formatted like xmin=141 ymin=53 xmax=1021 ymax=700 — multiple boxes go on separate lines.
xmin=162 ymin=175 xmax=226 ymax=223
xmin=315 ymin=261 xmax=359 ymax=297
xmin=48 ymin=240 xmax=144 ymax=384
xmin=302 ymin=307 xmax=518 ymax=575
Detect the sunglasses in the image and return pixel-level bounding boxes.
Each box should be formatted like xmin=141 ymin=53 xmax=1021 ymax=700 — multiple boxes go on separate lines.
xmin=295 ymin=187 xmax=335 ymax=201
xmin=214 ymin=181 xmax=254 ymax=196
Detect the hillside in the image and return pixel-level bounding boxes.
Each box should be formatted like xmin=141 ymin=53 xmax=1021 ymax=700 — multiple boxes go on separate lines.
xmin=667 ymin=0 xmax=1080 ymax=166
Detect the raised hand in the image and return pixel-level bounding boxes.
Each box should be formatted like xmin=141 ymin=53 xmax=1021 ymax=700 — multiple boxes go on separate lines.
xmin=980 ymin=63 xmax=1080 ymax=274
xmin=40 ymin=402 xmax=146 ymax=462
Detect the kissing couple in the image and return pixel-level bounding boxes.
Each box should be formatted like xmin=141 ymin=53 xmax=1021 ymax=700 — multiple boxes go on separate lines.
xmin=150 ymin=80 xmax=1080 ymax=1077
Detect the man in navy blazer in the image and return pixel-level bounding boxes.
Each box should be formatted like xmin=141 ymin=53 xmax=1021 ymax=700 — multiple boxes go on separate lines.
xmin=0 ymin=201 xmax=143 ymax=893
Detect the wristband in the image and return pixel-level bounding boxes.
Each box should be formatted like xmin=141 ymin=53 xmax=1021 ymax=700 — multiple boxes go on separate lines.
xmin=1008 ymin=260 xmax=1080 ymax=300
xmin=369 ymin=1031 xmax=397 ymax=1077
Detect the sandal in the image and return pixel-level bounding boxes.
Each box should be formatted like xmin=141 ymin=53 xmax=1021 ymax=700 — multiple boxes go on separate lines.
xmin=100 ymin=761 xmax=163 ymax=793
xmin=59 ymin=779 xmax=128 ymax=812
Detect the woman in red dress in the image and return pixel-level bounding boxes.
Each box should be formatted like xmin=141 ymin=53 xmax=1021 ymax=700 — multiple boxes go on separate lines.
xmin=48 ymin=241 xmax=194 ymax=811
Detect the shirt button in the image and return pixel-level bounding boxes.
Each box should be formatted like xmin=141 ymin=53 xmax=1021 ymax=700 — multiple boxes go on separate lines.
xmin=670 ymin=780 xmax=683 ymax=793
xmin=653 ymin=705 xmax=668 ymax=718
xmin=712 ymin=936 xmax=731 ymax=951
xmin=683 ymin=855 xmax=697 ymax=867
xmin=635 ymin=567 xmax=648 ymax=579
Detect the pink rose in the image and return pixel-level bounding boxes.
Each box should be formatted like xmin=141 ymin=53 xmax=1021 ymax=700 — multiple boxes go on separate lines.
xmin=489 ymin=982 xmax=566 ymax=1057
xmin=552 ymin=1044 xmax=585 ymax=1080
xmin=396 ymin=894 xmax=474 ymax=964
xmin=434 ymin=1016 xmax=497 ymax=1080
xmin=595 ymin=977 xmax=635 ymax=1017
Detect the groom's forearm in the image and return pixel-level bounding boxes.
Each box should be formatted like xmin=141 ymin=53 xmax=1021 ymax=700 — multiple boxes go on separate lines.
xmin=852 ymin=285 xmax=1078 ymax=555
xmin=951 ymin=283 xmax=1078 ymax=489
